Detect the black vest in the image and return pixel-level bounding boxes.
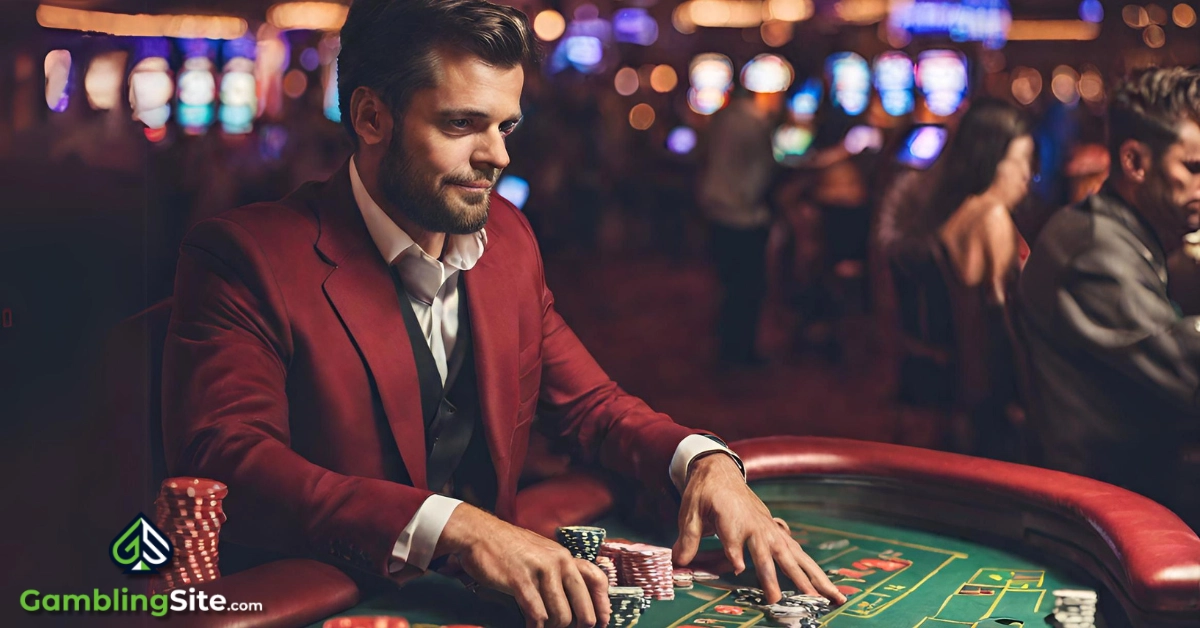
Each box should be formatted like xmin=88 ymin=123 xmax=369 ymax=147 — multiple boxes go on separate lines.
xmin=390 ymin=269 xmax=497 ymax=511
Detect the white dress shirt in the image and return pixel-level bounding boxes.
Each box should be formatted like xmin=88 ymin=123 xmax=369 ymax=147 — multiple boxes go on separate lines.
xmin=349 ymin=158 xmax=741 ymax=573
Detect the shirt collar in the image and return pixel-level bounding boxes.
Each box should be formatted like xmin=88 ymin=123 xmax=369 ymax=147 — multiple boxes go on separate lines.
xmin=348 ymin=156 xmax=487 ymax=272
xmin=1091 ymin=184 xmax=1167 ymax=273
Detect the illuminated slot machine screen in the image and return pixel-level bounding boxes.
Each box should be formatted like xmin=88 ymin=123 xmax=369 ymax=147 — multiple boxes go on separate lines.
xmin=896 ymin=124 xmax=949 ymax=169
xmin=874 ymin=51 xmax=915 ymax=117
xmin=789 ymin=77 xmax=822 ymax=122
xmin=844 ymin=125 xmax=884 ymax=155
xmin=219 ymin=60 xmax=257 ymax=135
xmin=773 ymin=125 xmax=815 ymax=164
xmin=826 ymin=52 xmax=870 ymax=117
xmin=916 ymin=50 xmax=969 ymax=117
xmin=177 ymin=58 xmax=216 ymax=134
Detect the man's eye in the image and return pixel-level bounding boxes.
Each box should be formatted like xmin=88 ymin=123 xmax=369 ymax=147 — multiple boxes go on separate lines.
xmin=449 ymin=119 xmax=471 ymax=130
xmin=500 ymin=123 xmax=517 ymax=137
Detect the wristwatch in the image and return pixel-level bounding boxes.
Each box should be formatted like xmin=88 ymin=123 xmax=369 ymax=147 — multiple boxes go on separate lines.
xmin=689 ymin=434 xmax=746 ymax=480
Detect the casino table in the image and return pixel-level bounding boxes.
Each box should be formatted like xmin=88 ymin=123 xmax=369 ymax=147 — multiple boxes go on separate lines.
xmin=179 ymin=437 xmax=1200 ymax=628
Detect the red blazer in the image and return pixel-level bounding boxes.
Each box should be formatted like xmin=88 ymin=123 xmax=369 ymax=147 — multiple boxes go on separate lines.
xmin=162 ymin=161 xmax=701 ymax=577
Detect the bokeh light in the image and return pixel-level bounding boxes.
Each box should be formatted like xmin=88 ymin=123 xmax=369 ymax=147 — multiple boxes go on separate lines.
xmin=534 ymin=10 xmax=567 ymax=41
xmin=496 ymin=175 xmax=531 ymax=209
xmin=916 ymin=49 xmax=969 ymax=117
xmin=741 ymin=54 xmax=794 ymax=94
xmin=1051 ymin=66 xmax=1080 ymax=104
xmin=1010 ymin=66 xmax=1043 ymax=105
xmin=1123 ymin=4 xmax=1149 ymax=27
xmin=773 ymin=124 xmax=814 ymax=162
xmin=44 ymin=50 xmax=71 ymax=112
xmin=789 ymin=78 xmax=822 ymax=121
xmin=85 ymin=51 xmax=127 ymax=111
xmin=129 ymin=56 xmax=174 ymax=128
xmin=1143 ymin=24 xmax=1166 ymax=47
xmin=1078 ymin=69 xmax=1104 ymax=103
xmin=300 ymin=47 xmax=320 ymax=71
xmin=615 ymin=67 xmax=640 ymax=96
xmin=826 ymin=52 xmax=870 ymax=116
xmin=283 ymin=68 xmax=308 ymax=98
xmin=1079 ymin=0 xmax=1104 ymax=23
xmin=688 ymin=87 xmax=727 ymax=115
xmin=629 ymin=103 xmax=656 ymax=130
xmin=667 ymin=126 xmax=698 ymax=154
xmin=690 ymin=53 xmax=734 ymax=92
xmin=1174 ymin=3 xmax=1197 ymax=26
xmin=650 ymin=65 xmax=678 ymax=93
xmin=761 ymin=20 xmax=795 ymax=46
xmin=844 ymin=125 xmax=883 ymax=154
xmin=874 ymin=51 xmax=914 ymax=116
xmin=765 ymin=0 xmax=815 ymax=22
xmin=1146 ymin=3 xmax=1168 ymax=24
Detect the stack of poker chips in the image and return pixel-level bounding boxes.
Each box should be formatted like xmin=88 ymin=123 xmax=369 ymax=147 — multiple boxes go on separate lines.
xmin=599 ymin=540 xmax=635 ymax=575
xmin=1048 ymin=589 xmax=1097 ymax=628
xmin=596 ymin=555 xmax=619 ymax=587
xmin=671 ymin=567 xmax=694 ymax=590
xmin=617 ymin=543 xmax=675 ymax=601
xmin=556 ymin=526 xmax=606 ymax=562
xmin=154 ymin=477 xmax=227 ymax=591
xmin=607 ymin=586 xmax=646 ymax=627
xmin=734 ymin=588 xmax=832 ymax=628
xmin=323 ymin=617 xmax=412 ymax=628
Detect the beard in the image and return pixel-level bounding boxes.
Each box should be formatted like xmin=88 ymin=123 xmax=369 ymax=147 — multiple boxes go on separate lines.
xmin=378 ymin=128 xmax=497 ymax=235
xmin=1137 ymin=165 xmax=1191 ymax=253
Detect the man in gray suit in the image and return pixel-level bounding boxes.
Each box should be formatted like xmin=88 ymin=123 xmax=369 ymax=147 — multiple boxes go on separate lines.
xmin=1017 ymin=67 xmax=1200 ymax=523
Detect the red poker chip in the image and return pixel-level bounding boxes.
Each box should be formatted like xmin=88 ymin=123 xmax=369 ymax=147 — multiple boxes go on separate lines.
xmin=714 ymin=605 xmax=744 ymax=615
xmin=322 ymin=617 xmax=411 ymax=628
xmin=161 ymin=478 xmax=229 ymax=499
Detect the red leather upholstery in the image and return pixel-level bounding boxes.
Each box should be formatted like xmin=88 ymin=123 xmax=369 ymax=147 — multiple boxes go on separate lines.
xmin=732 ymin=436 xmax=1200 ymax=623
xmin=514 ymin=469 xmax=617 ymax=539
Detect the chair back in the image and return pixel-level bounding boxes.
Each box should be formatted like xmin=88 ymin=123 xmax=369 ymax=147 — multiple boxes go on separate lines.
xmin=888 ymin=237 xmax=956 ymax=408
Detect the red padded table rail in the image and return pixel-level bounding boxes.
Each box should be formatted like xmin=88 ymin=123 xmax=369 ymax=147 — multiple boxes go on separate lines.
xmin=732 ymin=436 xmax=1200 ymax=622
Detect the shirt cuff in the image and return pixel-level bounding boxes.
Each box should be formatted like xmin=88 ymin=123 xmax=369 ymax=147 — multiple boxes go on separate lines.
xmin=669 ymin=434 xmax=744 ymax=493
xmin=388 ymin=494 xmax=463 ymax=573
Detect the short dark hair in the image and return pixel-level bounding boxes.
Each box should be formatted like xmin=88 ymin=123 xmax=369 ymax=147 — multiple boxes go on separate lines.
xmin=337 ymin=0 xmax=540 ymax=142
xmin=1109 ymin=67 xmax=1200 ymax=167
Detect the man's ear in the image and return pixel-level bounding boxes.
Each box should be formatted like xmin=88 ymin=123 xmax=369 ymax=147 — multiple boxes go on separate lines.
xmin=1119 ymin=138 xmax=1151 ymax=184
xmin=349 ymin=86 xmax=392 ymax=146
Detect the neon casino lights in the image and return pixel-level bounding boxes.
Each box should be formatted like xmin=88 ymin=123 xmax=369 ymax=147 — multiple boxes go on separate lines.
xmin=789 ymin=78 xmax=822 ymax=122
xmin=219 ymin=37 xmax=257 ymax=134
xmin=688 ymin=53 xmax=734 ymax=115
xmin=826 ymin=52 xmax=869 ymax=116
xmin=177 ymin=39 xmax=216 ymax=134
xmin=129 ymin=39 xmax=174 ymax=131
xmin=741 ymin=54 xmax=794 ymax=94
xmin=874 ymin=51 xmax=914 ymax=117
xmin=916 ymin=49 xmax=969 ymax=117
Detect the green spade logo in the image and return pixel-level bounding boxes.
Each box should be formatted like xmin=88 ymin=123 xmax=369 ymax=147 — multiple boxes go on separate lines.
xmin=110 ymin=513 xmax=173 ymax=574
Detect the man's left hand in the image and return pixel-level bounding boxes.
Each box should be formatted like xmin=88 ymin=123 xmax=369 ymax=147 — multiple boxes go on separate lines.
xmin=673 ymin=454 xmax=847 ymax=606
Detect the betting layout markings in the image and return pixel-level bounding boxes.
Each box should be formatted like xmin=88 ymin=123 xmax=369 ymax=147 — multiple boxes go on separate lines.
xmin=913 ymin=569 xmax=1048 ymax=627
xmin=771 ymin=514 xmax=967 ymax=625
xmin=665 ymin=590 xmax=765 ymax=628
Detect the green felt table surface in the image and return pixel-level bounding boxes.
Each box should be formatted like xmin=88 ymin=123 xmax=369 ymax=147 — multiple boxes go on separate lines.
xmin=312 ymin=480 xmax=1098 ymax=628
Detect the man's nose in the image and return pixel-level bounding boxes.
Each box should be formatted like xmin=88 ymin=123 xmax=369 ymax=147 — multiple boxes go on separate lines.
xmin=474 ymin=128 xmax=510 ymax=171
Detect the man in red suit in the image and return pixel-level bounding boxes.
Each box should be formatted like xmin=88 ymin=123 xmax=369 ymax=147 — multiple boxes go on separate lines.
xmin=162 ymin=1 xmax=842 ymax=626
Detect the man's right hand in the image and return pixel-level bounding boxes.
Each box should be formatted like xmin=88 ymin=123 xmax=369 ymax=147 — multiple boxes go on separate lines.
xmin=435 ymin=504 xmax=611 ymax=628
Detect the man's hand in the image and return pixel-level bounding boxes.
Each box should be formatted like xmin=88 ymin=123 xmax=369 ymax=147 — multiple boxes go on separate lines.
xmin=673 ymin=454 xmax=847 ymax=606
xmin=436 ymin=504 xmax=610 ymax=628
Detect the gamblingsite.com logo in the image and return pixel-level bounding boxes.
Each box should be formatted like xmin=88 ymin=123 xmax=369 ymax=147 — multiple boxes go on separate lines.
xmin=19 ymin=514 xmax=263 ymax=617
